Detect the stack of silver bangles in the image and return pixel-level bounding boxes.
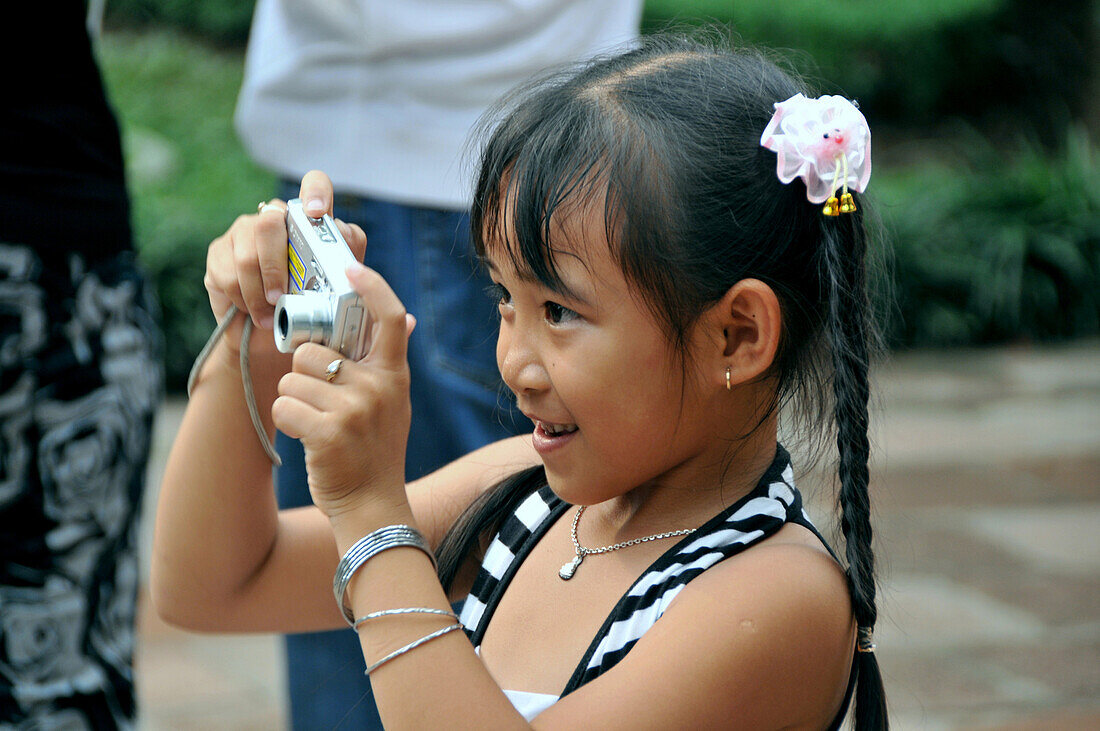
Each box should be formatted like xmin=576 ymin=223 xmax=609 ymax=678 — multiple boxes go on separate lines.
xmin=333 ymin=524 xmax=436 ymax=625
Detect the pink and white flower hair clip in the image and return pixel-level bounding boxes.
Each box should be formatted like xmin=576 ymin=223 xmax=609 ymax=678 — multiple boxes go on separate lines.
xmin=760 ymin=93 xmax=871 ymax=216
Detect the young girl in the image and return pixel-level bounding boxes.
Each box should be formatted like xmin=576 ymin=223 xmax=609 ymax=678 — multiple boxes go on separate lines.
xmin=154 ymin=35 xmax=888 ymax=729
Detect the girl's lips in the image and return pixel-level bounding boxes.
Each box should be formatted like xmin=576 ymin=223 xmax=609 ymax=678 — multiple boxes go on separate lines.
xmin=532 ymin=420 xmax=578 ymax=455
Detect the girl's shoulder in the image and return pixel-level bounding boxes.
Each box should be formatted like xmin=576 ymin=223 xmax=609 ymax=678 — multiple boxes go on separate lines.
xmin=541 ymin=521 xmax=856 ymax=727
xmin=685 ymin=520 xmax=853 ymax=627
xmin=666 ymin=522 xmax=855 ymax=717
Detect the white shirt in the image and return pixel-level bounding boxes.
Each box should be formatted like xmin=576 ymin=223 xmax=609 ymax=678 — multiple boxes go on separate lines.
xmin=235 ymin=0 xmax=642 ymax=209
xmin=504 ymin=688 xmax=558 ymax=721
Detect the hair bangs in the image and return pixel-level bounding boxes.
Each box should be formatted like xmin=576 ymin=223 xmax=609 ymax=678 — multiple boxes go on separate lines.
xmin=471 ymin=68 xmax=656 ymax=302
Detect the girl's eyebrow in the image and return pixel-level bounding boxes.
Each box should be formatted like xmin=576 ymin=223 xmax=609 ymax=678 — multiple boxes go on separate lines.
xmin=483 ymin=258 xmax=593 ymax=307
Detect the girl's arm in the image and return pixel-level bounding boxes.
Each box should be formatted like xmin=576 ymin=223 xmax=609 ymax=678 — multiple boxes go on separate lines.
xmin=150 ymin=172 xmax=537 ymax=633
xmin=151 ymin=342 xmax=534 ymax=633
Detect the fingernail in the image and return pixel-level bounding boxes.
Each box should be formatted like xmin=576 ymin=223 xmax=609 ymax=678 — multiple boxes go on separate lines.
xmin=306 ymin=198 xmax=325 ymax=215
xmin=266 ymin=289 xmax=282 ymax=305
xmin=259 ymin=315 xmax=274 ymax=330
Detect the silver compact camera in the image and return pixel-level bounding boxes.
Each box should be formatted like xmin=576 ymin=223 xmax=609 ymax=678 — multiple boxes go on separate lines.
xmin=273 ymin=199 xmax=372 ymax=360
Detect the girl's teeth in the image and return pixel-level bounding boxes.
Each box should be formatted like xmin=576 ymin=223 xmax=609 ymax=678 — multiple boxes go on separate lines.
xmin=542 ymin=422 xmax=577 ymax=436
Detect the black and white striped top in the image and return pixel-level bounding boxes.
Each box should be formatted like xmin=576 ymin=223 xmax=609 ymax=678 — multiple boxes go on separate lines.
xmin=459 ymin=444 xmax=851 ymax=709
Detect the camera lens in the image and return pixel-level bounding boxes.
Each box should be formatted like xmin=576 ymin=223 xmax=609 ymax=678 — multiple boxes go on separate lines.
xmin=277 ymin=308 xmax=289 ymax=339
xmin=272 ymin=292 xmax=334 ymax=354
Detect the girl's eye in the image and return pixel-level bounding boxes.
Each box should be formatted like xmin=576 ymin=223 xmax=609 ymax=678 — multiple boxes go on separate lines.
xmin=485 ymin=282 xmax=511 ymax=306
xmin=544 ymin=301 xmax=579 ymax=325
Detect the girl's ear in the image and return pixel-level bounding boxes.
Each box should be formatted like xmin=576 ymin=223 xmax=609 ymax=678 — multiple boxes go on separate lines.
xmin=715 ymin=279 xmax=782 ymax=387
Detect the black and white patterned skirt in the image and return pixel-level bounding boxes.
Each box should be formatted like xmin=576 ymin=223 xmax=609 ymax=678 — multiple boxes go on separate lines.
xmin=0 ymin=244 xmax=163 ymax=729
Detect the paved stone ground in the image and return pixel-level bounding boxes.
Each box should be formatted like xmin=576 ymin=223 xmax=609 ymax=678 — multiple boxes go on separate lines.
xmin=133 ymin=341 xmax=1100 ymax=729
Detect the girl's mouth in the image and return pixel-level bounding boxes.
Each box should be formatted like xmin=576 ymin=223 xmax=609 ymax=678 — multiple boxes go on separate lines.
xmin=532 ymin=420 xmax=578 ymax=455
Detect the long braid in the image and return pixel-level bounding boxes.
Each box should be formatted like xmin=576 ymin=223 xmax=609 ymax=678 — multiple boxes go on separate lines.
xmin=821 ymin=210 xmax=889 ymax=729
xmin=435 ymin=465 xmax=546 ymax=593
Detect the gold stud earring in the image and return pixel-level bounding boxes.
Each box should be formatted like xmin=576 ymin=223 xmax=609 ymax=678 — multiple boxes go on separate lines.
xmin=725 ymin=366 xmax=732 ymax=391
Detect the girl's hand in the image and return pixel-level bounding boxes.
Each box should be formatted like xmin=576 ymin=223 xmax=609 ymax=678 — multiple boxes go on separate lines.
xmin=271 ymin=263 xmax=417 ymax=520
xmin=202 ymin=170 xmax=368 ymax=358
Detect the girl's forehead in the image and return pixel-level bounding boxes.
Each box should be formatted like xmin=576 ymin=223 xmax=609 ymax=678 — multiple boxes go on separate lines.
xmin=482 ymin=238 xmax=601 ymax=295
xmin=482 ymin=225 xmax=613 ymax=295
xmin=483 ymin=188 xmax=614 ymax=266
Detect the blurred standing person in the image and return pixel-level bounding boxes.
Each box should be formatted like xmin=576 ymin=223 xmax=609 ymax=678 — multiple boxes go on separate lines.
xmin=234 ymin=0 xmax=641 ymax=727
xmin=0 ymin=3 xmax=163 ymax=728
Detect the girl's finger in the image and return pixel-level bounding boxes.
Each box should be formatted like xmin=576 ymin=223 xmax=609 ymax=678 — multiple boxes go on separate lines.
xmin=345 ymin=263 xmax=409 ymax=369
xmin=333 ymin=218 xmax=353 ymax=241
xmin=291 ymin=342 xmax=352 ymax=377
xmin=332 ymin=219 xmax=368 ymax=263
xmin=277 ymin=370 xmax=346 ymax=413
xmin=233 ymin=221 xmax=273 ymax=329
xmin=299 ymin=170 xmax=334 ymax=217
xmin=255 ymin=199 xmax=289 ymax=306
xmin=348 ymin=222 xmax=368 ymax=262
xmin=206 ymin=230 xmax=247 ymax=315
xmin=271 ymin=393 xmax=325 ymax=441
xmin=283 ymin=343 xmax=356 ymax=403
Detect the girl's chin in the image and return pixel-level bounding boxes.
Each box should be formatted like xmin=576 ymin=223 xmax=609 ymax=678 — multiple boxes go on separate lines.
xmin=542 ymin=468 xmax=620 ymax=508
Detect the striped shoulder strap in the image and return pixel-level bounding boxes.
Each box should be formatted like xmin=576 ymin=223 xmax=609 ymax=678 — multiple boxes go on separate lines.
xmin=460 ymin=484 xmax=568 ymax=640
xmin=457 ymin=445 xmax=823 ymax=696
xmin=561 ymin=447 xmax=803 ymax=693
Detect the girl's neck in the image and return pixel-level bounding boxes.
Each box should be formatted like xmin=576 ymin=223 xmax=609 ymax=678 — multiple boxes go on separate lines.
xmin=588 ymin=414 xmax=781 ymax=545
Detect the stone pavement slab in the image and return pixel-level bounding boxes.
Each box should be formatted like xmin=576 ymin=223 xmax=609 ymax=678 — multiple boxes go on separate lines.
xmin=965 ymin=505 xmax=1100 ymax=576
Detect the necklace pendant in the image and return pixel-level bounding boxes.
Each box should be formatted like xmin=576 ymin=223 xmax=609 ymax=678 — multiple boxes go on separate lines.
xmin=559 ymin=553 xmax=584 ymax=580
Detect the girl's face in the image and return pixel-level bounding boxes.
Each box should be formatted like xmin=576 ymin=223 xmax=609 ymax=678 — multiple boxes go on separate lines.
xmin=486 ymin=206 xmax=726 ymax=506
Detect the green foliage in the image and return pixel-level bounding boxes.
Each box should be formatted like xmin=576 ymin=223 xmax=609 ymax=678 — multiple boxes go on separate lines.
xmin=104 ymin=0 xmax=256 ymax=45
xmin=97 ymin=30 xmax=276 ymax=390
xmin=644 ymin=0 xmax=1093 ymax=139
xmin=645 ymin=0 xmax=1004 ymax=36
xmin=879 ymin=126 xmax=1100 ymax=346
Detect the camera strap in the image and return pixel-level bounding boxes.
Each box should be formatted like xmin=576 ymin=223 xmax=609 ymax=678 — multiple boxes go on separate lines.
xmin=187 ymin=304 xmax=282 ymax=466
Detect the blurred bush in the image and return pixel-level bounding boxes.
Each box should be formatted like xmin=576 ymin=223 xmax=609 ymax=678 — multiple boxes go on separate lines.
xmin=98 ymin=31 xmax=275 ymax=390
xmin=646 ymin=0 xmax=1095 ymax=144
xmin=878 ymin=126 xmax=1100 ymax=346
xmin=105 ymin=0 xmax=256 ymax=45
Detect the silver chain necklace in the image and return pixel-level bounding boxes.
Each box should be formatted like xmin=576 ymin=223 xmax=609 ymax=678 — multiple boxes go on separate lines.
xmin=558 ymin=505 xmax=696 ymax=580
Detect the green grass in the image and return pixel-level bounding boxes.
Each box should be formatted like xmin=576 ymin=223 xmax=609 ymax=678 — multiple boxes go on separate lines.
xmin=97 ymin=29 xmax=275 ymax=389
xmin=97 ymin=29 xmax=274 ymax=250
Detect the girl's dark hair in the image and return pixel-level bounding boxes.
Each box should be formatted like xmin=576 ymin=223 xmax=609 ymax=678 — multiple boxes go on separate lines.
xmin=436 ymin=32 xmax=887 ymax=729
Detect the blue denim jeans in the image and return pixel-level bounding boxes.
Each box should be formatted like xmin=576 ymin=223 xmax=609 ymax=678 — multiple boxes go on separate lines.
xmin=274 ymin=184 xmax=525 ymax=729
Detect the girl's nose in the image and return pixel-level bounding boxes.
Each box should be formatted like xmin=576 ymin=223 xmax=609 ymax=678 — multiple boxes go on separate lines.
xmin=498 ymin=326 xmax=550 ymax=396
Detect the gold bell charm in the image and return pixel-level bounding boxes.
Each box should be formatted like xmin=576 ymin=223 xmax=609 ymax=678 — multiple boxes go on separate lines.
xmin=822 ymin=196 xmax=840 ymax=216
xmin=839 ymin=192 xmax=856 ymax=213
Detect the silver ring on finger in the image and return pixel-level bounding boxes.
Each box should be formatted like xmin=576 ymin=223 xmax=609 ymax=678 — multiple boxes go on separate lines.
xmin=259 ymin=202 xmax=287 ymax=216
xmin=325 ymin=358 xmax=345 ymax=383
